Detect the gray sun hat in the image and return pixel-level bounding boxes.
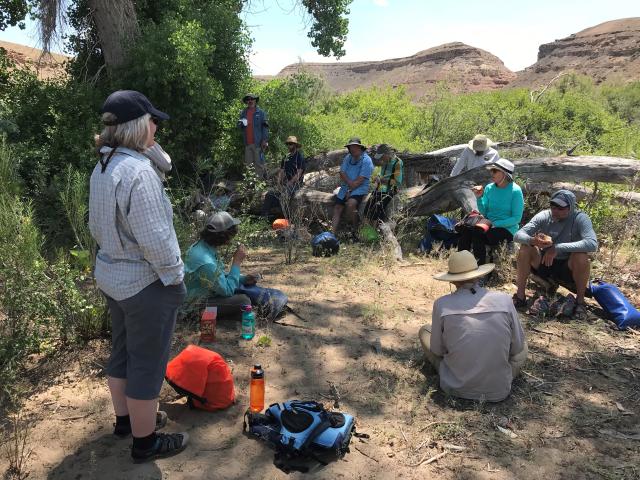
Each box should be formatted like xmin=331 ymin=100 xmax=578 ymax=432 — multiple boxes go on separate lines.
xmin=374 ymin=143 xmax=395 ymax=160
xmin=205 ymin=211 xmax=241 ymax=232
xmin=487 ymin=158 xmax=515 ymax=181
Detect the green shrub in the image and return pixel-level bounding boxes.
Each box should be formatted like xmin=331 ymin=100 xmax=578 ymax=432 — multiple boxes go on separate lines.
xmin=0 ymin=142 xmax=106 ymax=408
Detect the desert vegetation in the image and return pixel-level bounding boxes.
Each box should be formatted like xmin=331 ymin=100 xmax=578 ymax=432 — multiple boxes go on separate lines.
xmin=1 ymin=4 xmax=640 ymax=476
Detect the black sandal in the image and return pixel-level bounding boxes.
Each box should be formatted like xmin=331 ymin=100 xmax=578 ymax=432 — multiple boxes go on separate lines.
xmin=512 ymin=294 xmax=527 ymax=311
xmin=131 ymin=432 xmax=189 ymax=463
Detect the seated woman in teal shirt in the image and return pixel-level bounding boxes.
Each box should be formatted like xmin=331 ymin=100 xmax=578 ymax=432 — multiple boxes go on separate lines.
xmin=458 ymin=159 xmax=524 ymax=265
xmin=184 ymin=212 xmax=258 ymax=319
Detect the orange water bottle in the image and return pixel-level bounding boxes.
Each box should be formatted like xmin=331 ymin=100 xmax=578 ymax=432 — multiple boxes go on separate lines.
xmin=249 ymin=364 xmax=265 ymax=413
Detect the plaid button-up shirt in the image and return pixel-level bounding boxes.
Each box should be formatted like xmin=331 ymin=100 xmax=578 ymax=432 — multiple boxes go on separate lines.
xmin=89 ymin=147 xmax=184 ymax=301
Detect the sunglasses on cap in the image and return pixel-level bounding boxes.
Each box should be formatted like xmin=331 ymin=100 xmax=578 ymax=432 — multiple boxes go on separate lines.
xmin=549 ymin=203 xmax=569 ymax=210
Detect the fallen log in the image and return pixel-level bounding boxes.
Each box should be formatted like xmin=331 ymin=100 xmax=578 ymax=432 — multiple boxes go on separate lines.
xmin=379 ymin=221 xmax=403 ymax=261
xmin=304 ymin=142 xmax=556 ymax=187
xmin=403 ymin=155 xmax=640 ymax=217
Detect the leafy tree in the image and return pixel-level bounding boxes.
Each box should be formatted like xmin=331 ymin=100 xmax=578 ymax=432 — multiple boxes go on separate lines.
xmin=0 ymin=0 xmax=28 ymax=31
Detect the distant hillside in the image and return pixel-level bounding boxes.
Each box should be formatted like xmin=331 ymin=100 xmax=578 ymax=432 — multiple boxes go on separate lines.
xmin=513 ymin=18 xmax=640 ymax=88
xmin=275 ymin=42 xmax=516 ymax=99
xmin=0 ymin=40 xmax=69 ymax=80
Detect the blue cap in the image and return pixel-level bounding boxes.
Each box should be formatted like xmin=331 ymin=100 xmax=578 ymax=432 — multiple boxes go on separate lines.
xmin=101 ymin=90 xmax=170 ymax=125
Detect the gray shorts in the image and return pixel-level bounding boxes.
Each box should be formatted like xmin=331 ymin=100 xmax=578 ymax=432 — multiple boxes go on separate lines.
xmin=104 ymin=280 xmax=186 ymax=400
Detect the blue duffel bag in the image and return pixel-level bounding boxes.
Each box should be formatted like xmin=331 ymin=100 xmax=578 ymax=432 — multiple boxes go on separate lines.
xmin=589 ymin=280 xmax=640 ymax=329
xmin=235 ymin=284 xmax=288 ymax=320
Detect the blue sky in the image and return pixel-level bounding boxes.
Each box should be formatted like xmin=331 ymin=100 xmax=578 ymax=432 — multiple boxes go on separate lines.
xmin=1 ymin=0 xmax=638 ymax=75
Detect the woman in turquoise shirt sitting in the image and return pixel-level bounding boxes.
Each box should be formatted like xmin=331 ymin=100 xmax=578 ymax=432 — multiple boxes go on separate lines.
xmin=184 ymin=212 xmax=259 ymax=319
xmin=458 ymin=159 xmax=524 ymax=265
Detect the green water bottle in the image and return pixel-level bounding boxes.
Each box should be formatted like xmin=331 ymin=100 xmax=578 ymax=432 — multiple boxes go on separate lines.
xmin=241 ymin=305 xmax=255 ymax=340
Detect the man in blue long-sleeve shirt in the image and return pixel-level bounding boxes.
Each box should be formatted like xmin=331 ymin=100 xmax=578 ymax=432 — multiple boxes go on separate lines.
xmin=512 ymin=190 xmax=598 ymax=318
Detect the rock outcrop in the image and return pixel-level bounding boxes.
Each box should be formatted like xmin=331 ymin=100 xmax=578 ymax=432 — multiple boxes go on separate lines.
xmin=513 ymin=18 xmax=640 ymax=88
xmin=276 ymin=42 xmax=516 ymax=99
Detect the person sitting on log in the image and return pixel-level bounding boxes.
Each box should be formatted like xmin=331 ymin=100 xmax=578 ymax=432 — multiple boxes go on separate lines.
xmin=419 ymin=250 xmax=528 ymax=402
xmin=363 ymin=143 xmax=404 ymax=223
xmin=457 ymin=159 xmax=524 ymax=265
xmin=261 ymin=135 xmax=305 ymax=220
xmin=332 ymin=137 xmax=374 ymax=235
xmin=512 ymin=190 xmax=598 ymax=320
xmin=450 ymin=134 xmax=500 ymax=177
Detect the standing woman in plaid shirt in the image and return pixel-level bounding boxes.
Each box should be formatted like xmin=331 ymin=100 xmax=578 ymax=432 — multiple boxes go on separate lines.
xmin=89 ymin=91 xmax=189 ymax=462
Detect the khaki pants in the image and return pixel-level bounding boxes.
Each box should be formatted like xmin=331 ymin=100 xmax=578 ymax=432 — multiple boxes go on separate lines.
xmin=244 ymin=144 xmax=265 ymax=177
xmin=418 ymin=323 xmax=528 ymax=377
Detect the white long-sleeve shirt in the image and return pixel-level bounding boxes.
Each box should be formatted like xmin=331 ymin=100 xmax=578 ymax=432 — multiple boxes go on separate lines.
xmin=450 ymin=147 xmax=500 ymax=176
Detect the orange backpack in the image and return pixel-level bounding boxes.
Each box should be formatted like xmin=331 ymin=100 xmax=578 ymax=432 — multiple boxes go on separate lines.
xmin=165 ymin=345 xmax=235 ymax=411
xmin=272 ymin=218 xmax=290 ymax=230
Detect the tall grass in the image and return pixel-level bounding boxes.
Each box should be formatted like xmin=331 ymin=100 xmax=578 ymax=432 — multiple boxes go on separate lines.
xmin=0 ymin=141 xmax=107 ymax=409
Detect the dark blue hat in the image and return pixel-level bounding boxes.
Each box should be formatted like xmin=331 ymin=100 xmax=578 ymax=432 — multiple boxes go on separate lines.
xmin=101 ymin=90 xmax=170 ymax=125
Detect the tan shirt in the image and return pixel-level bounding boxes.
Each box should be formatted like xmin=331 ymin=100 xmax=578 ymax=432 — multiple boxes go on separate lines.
xmin=430 ymin=285 xmax=526 ymax=402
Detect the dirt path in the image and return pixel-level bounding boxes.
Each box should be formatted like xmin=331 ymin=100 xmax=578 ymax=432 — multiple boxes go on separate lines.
xmin=3 ymin=247 xmax=640 ymax=479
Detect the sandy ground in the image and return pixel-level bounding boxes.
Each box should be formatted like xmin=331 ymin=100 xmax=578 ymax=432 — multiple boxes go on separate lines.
xmin=2 ymin=245 xmax=640 ymax=480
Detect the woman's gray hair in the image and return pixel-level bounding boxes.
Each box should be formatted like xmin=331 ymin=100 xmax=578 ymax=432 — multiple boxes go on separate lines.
xmin=96 ymin=113 xmax=151 ymax=152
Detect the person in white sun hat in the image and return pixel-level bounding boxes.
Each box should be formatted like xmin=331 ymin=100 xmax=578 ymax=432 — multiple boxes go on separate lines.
xmin=418 ymin=250 xmax=528 ymax=402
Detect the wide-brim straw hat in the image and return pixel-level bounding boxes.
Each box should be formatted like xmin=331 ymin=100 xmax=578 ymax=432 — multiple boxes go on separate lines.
xmin=468 ymin=134 xmax=494 ymax=152
xmin=285 ymin=135 xmax=301 ymax=147
xmin=344 ymin=137 xmax=367 ymax=149
xmin=433 ymin=250 xmax=495 ymax=282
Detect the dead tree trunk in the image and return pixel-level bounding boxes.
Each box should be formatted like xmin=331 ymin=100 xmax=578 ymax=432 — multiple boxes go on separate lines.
xmin=88 ymin=0 xmax=140 ymax=71
xmin=403 ymin=156 xmax=640 ymax=217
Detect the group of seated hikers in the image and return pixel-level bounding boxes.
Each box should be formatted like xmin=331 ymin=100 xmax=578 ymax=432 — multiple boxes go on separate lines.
xmin=90 ymin=90 xmax=602 ymax=463
xmin=185 ymin=131 xmax=599 ymax=405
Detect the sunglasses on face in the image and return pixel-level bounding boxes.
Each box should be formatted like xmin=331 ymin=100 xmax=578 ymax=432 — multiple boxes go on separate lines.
xmin=286 ymin=142 xmax=295 ymax=146
xmin=150 ymin=116 xmax=160 ymax=125
xmin=550 ymin=203 xmax=569 ymax=210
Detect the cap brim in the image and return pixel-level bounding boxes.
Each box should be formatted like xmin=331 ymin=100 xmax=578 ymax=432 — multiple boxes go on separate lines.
xmin=550 ymin=201 xmax=568 ymax=207
xmin=433 ymin=263 xmax=495 ymax=282
xmin=150 ymin=107 xmax=170 ymax=121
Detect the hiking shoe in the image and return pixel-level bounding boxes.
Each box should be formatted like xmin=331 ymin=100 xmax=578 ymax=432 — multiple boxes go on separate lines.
xmin=512 ymin=294 xmax=527 ymax=311
xmin=529 ymin=295 xmax=550 ymax=318
xmin=548 ymin=296 xmax=566 ymax=318
xmin=114 ymin=411 xmax=168 ymax=438
xmin=561 ymin=294 xmax=577 ymax=317
xmin=573 ymin=302 xmax=588 ymax=321
xmin=131 ymin=432 xmax=189 ymax=463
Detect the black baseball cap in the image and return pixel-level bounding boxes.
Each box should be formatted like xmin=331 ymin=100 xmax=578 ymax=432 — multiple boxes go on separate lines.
xmin=101 ymin=90 xmax=170 ymax=125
